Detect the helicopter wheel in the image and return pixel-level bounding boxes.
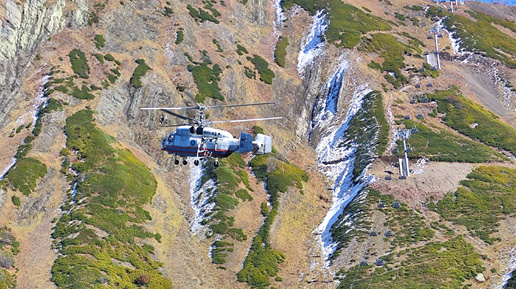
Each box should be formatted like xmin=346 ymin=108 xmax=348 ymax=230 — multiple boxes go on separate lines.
xmin=194 ymin=159 xmax=199 ymax=166
xmin=174 ymin=159 xmax=179 ymax=165
xmin=214 ymin=159 xmax=219 ymax=167
xmin=182 ymin=159 xmax=187 ymax=165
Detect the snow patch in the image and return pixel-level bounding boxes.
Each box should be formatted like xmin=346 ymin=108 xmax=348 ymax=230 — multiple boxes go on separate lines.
xmin=310 ymin=57 xmax=350 ymax=126
xmin=0 ymin=158 xmax=16 ymax=180
xmin=411 ymin=158 xmax=428 ymax=175
xmin=165 ymin=42 xmax=174 ymax=63
xmin=2 ymin=74 xmax=50 ymax=180
xmin=312 ymin=85 xmax=373 ymax=259
xmin=297 ymin=10 xmax=328 ymax=75
xmin=273 ymin=0 xmax=286 ymax=33
xmin=189 ymin=163 xmax=217 ymax=234
xmin=15 ymin=74 xmax=50 ymax=126
xmin=494 ymin=248 xmax=516 ymax=289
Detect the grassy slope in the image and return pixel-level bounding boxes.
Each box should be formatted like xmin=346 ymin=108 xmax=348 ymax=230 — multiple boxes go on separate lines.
xmin=51 ymin=110 xmax=171 ymax=288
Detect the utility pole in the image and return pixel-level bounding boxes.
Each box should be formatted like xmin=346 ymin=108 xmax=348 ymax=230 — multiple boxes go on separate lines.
xmin=430 ymin=26 xmax=441 ymax=69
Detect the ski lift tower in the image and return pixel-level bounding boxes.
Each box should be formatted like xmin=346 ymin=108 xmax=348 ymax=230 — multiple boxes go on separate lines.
xmin=398 ymin=129 xmax=412 ymax=179
xmin=430 ymin=26 xmax=441 ymax=70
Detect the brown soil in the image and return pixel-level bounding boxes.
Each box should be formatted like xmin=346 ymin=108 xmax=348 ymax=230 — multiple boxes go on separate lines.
xmin=369 ymin=158 xmax=476 ymax=208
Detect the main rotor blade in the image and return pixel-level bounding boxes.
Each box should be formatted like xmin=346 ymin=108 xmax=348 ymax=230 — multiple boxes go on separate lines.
xmin=140 ymin=108 xmax=196 ymax=121
xmin=204 ymin=102 xmax=276 ymax=109
xmin=211 ymin=117 xmax=283 ymax=124
xmin=160 ymin=109 xmax=196 ymax=121
xmin=158 ymin=123 xmax=196 ymax=127
xmin=141 ymin=107 xmax=197 ymax=111
xmin=141 ymin=102 xmax=276 ymax=111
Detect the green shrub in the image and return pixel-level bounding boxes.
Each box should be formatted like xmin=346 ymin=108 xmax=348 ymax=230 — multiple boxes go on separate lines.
xmin=428 ymin=7 xmax=516 ymax=68
xmin=244 ymin=66 xmax=256 ymax=79
xmin=187 ymin=3 xmax=220 ymax=24
xmin=236 ymin=189 xmax=253 ymax=201
xmin=397 ymin=119 xmax=499 ymax=163
xmin=2 ymin=158 xmax=47 ymax=195
xmin=15 ymin=124 xmax=24 ymax=133
xmin=394 ymin=12 xmax=405 ymax=21
xmin=239 ymin=152 xmax=307 ymax=287
xmin=211 ymin=241 xmax=234 ymax=264
xmin=213 ymin=39 xmax=223 ymax=52
xmin=42 ymin=98 xmax=63 ymax=113
xmin=404 ymin=5 xmax=423 ymax=11
xmin=164 ymin=6 xmax=173 ymax=16
xmin=248 ymin=55 xmax=275 ymax=84
xmin=11 ymin=195 xmax=20 ymax=206
xmin=51 ymin=110 xmax=170 ymax=288
xmin=236 ymin=44 xmax=248 ymax=55
xmin=420 ymin=62 xmax=440 ymax=78
xmin=430 ymin=89 xmax=516 ymax=156
xmin=360 ymin=33 xmax=410 ymax=89
xmin=130 ymin=59 xmax=151 ymax=88
xmin=68 ymin=49 xmax=90 ymax=79
xmin=104 ymin=53 xmax=115 ymax=61
xmin=187 ymin=60 xmax=224 ymax=101
xmin=429 ymin=166 xmax=516 ymax=244
xmin=274 ymin=36 xmax=289 ymax=67
xmin=175 ymin=30 xmax=184 ymax=44
xmin=93 ymin=34 xmax=105 ymax=49
xmin=325 ymin=2 xmax=391 ymax=48
xmin=71 ymin=85 xmax=95 ymax=100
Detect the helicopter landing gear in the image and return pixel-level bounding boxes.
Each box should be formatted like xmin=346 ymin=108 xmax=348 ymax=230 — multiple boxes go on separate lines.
xmin=194 ymin=159 xmax=200 ymax=166
xmin=182 ymin=158 xmax=188 ymax=166
xmin=214 ymin=159 xmax=219 ymax=167
xmin=174 ymin=155 xmax=179 ymax=165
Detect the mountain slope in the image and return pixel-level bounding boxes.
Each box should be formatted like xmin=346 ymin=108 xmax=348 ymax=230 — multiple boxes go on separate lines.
xmin=0 ymin=0 xmax=515 ymax=288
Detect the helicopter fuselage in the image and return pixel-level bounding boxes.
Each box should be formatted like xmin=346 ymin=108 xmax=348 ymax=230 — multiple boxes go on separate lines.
xmin=161 ymin=126 xmax=249 ymax=158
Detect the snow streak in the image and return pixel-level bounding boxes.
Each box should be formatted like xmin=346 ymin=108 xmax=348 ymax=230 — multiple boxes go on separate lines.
xmin=1 ymin=74 xmax=49 ymax=180
xmin=494 ymin=247 xmax=516 ymax=289
xmin=312 ymin=84 xmax=373 ymax=259
xmin=297 ymin=10 xmax=328 ymax=75
xmin=189 ymin=163 xmax=217 ymax=234
xmin=273 ymin=0 xmax=286 ymax=33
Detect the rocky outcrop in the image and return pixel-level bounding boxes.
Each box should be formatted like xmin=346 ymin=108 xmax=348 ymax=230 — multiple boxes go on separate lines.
xmin=0 ymin=0 xmax=65 ymax=129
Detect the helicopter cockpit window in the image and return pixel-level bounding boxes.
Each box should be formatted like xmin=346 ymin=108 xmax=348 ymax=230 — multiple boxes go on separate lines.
xmin=168 ymin=134 xmax=174 ymax=142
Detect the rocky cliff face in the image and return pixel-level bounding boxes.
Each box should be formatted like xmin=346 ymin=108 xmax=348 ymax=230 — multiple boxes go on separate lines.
xmin=0 ymin=0 xmax=66 ymax=128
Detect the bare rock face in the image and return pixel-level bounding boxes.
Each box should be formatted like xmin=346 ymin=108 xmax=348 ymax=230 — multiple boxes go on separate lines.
xmin=0 ymin=189 xmax=6 ymax=211
xmin=68 ymin=0 xmax=89 ymax=29
xmin=16 ymin=168 xmax=61 ymax=226
xmin=32 ymin=110 xmax=66 ymax=153
xmin=103 ymin=0 xmax=162 ymax=54
xmin=0 ymin=0 xmax=65 ymax=129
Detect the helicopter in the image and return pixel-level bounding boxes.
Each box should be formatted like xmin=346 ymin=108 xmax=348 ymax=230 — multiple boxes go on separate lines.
xmin=141 ymin=102 xmax=281 ymax=167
